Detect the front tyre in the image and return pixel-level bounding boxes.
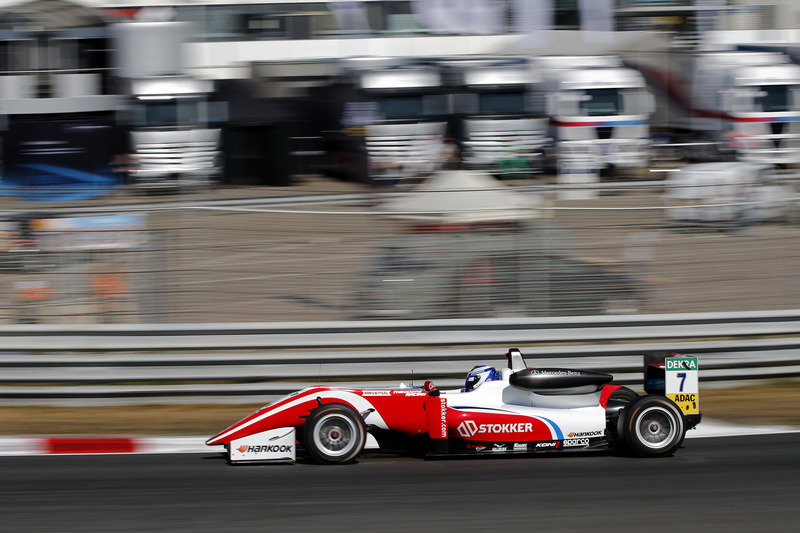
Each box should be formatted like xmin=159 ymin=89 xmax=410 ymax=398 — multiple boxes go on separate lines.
xmin=303 ymin=403 xmax=366 ymax=465
xmin=621 ymin=395 xmax=686 ymax=458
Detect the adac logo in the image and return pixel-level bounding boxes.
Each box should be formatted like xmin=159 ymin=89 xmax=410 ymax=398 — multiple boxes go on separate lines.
xmin=457 ymin=420 xmax=478 ymax=438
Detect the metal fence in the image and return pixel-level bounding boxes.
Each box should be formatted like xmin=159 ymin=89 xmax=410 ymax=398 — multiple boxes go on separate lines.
xmin=1 ymin=311 xmax=799 ymax=405
xmin=2 ymin=178 xmax=799 ymax=324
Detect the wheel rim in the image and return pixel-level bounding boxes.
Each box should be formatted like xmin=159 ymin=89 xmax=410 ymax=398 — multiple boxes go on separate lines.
xmin=312 ymin=413 xmax=358 ymax=458
xmin=635 ymin=406 xmax=677 ymax=449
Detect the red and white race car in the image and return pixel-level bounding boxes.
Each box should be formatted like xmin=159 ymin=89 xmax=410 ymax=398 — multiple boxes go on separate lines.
xmin=207 ymin=349 xmax=701 ymax=464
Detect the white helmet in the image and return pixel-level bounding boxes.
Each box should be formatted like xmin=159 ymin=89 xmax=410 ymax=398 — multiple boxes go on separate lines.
xmin=463 ymin=365 xmax=499 ymax=392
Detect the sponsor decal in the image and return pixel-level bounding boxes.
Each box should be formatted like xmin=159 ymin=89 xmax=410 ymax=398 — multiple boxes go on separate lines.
xmin=665 ymin=356 xmax=699 ymax=414
xmin=228 ymin=427 xmax=296 ymax=463
xmin=235 ymin=444 xmax=294 ymax=454
xmin=567 ymin=430 xmax=603 ymax=438
xmin=563 ymin=438 xmax=590 ymax=447
xmin=492 ymin=444 xmax=508 ymax=452
xmin=458 ymin=420 xmax=477 ymax=438
xmin=530 ymin=370 xmax=581 ymax=376
xmin=395 ymin=391 xmax=427 ymax=397
xmin=362 ymin=390 xmax=391 ymax=396
xmin=667 ymin=392 xmax=699 ymax=414
xmin=426 ymin=396 xmax=448 ymax=439
xmin=535 ymin=441 xmax=559 ymax=449
xmin=670 ymin=393 xmax=697 ymax=403
xmin=666 ymin=358 xmax=698 ymax=371
xmin=456 ymin=420 xmax=535 ymax=438
xmin=513 ymin=443 xmax=528 ymax=451
xmin=466 ymin=444 xmax=487 ymax=451
xmin=439 ymin=401 xmax=447 ymax=437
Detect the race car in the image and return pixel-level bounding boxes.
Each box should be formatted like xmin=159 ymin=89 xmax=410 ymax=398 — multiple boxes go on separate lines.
xmin=207 ymin=348 xmax=701 ymax=464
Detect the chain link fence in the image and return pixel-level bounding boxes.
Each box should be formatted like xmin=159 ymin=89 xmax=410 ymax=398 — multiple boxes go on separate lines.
xmin=1 ymin=178 xmax=799 ymax=324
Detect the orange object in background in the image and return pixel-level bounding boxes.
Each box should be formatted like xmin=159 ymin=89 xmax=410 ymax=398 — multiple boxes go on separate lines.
xmin=90 ymin=271 xmax=128 ymax=299
xmin=14 ymin=281 xmax=55 ymax=301
xmin=13 ymin=281 xmax=55 ymax=324
xmin=90 ymin=268 xmax=129 ymax=323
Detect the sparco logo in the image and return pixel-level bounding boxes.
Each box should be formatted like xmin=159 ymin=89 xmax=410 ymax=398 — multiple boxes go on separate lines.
xmin=562 ymin=438 xmax=589 ymax=447
xmin=236 ymin=444 xmax=293 ymax=454
xmin=457 ymin=421 xmax=534 ymax=438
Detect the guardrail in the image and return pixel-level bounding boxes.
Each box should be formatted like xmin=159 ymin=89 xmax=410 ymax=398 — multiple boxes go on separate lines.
xmin=1 ymin=310 xmax=799 ymax=405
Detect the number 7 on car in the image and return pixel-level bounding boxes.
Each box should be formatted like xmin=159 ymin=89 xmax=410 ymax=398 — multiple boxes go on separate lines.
xmin=665 ymin=356 xmax=699 ymax=415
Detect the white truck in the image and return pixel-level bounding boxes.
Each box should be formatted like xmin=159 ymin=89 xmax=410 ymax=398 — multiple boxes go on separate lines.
xmin=529 ymin=55 xmax=654 ymax=174
xmin=626 ymin=50 xmax=800 ymax=166
xmin=112 ymin=21 xmax=223 ymax=189
xmin=329 ymin=58 xmax=448 ymax=185
xmin=437 ymin=56 xmax=548 ymax=177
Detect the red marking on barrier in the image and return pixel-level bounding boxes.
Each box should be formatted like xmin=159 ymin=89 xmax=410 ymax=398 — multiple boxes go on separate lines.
xmin=43 ymin=438 xmax=138 ymax=454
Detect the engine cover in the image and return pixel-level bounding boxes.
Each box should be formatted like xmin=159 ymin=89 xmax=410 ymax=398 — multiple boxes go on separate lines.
xmin=510 ymin=368 xmax=613 ymax=395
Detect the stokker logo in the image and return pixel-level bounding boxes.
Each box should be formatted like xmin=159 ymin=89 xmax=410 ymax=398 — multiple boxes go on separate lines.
xmin=457 ymin=420 xmax=534 ymax=438
xmin=457 ymin=420 xmax=478 ymax=438
xmin=236 ymin=444 xmax=293 ymax=454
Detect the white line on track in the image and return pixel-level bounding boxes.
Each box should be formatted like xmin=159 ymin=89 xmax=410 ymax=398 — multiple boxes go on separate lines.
xmin=685 ymin=419 xmax=800 ymax=439
xmin=1 ymin=420 xmax=797 ymax=457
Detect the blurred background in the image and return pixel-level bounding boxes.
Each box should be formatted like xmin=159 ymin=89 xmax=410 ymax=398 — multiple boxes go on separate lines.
xmin=3 ymin=7 xmax=800 ymax=531
xmin=1 ymin=0 xmax=800 ymax=326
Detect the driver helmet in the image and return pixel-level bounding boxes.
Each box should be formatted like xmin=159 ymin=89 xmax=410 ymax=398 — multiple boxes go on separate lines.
xmin=463 ymin=365 xmax=500 ymax=392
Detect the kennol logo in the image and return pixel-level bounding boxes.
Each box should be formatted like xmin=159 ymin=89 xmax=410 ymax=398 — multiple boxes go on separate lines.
xmin=457 ymin=420 xmax=534 ymax=438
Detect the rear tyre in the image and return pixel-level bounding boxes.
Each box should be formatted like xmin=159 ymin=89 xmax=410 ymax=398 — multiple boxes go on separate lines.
xmin=609 ymin=386 xmax=639 ymax=403
xmin=606 ymin=386 xmax=639 ymax=443
xmin=621 ymin=395 xmax=686 ymax=457
xmin=303 ymin=403 xmax=366 ymax=465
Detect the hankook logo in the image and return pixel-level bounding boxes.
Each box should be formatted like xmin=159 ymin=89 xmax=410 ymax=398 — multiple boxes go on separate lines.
xmin=236 ymin=444 xmax=293 ymax=454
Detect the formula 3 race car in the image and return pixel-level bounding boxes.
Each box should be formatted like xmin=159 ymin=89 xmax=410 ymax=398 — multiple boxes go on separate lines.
xmin=206 ymin=349 xmax=701 ymax=464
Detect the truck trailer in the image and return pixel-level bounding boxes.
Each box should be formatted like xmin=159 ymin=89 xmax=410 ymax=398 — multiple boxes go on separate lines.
xmin=626 ymin=49 xmax=800 ymax=166
xmin=437 ymin=56 xmax=548 ymax=177
xmin=320 ymin=57 xmax=449 ymax=186
xmin=529 ymin=55 xmax=654 ymax=175
xmin=112 ymin=21 xmax=223 ymax=190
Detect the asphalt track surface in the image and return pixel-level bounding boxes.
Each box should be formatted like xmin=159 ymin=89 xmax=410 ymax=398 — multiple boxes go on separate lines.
xmin=2 ymin=433 xmax=798 ymax=533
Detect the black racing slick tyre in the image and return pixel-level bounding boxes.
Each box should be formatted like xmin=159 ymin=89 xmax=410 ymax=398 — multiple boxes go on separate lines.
xmin=609 ymin=386 xmax=639 ymax=403
xmin=621 ymin=395 xmax=686 ymax=458
xmin=606 ymin=386 xmax=639 ymax=444
xmin=303 ymin=403 xmax=366 ymax=465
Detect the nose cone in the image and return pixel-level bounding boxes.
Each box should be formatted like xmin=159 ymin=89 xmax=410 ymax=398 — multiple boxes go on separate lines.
xmin=205 ymin=407 xmax=269 ymax=446
xmin=206 ymin=433 xmax=226 ymax=446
